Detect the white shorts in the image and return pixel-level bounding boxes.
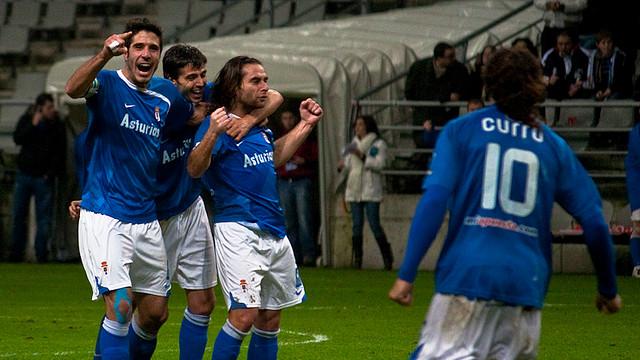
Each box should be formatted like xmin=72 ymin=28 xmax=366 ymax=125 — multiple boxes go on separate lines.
xmin=631 ymin=209 xmax=640 ymax=222
xmin=412 ymin=293 xmax=541 ymax=360
xmin=78 ymin=210 xmax=171 ymax=300
xmin=213 ymin=222 xmax=305 ymax=310
xmin=161 ymin=197 xmax=217 ymax=290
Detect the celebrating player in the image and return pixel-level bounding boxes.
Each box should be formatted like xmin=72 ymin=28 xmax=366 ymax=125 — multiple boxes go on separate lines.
xmin=188 ymin=56 xmax=323 ymax=360
xmin=159 ymin=44 xmax=283 ymax=359
xmin=65 ymin=18 xmax=202 ymax=359
xmin=389 ymin=48 xmax=621 ymax=359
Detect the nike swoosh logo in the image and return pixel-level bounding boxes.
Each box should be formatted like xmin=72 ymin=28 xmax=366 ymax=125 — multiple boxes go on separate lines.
xmin=236 ymin=140 xmax=245 ymax=146
xmin=295 ymin=289 xmax=303 ymax=296
xmin=125 ymin=104 xmax=135 ymax=108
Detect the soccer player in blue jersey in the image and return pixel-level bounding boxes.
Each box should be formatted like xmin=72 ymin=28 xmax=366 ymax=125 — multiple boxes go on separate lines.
xmin=389 ymin=48 xmax=622 ymax=359
xmin=64 ymin=18 xmax=202 ymax=359
xmin=625 ymin=122 xmax=640 ymax=278
xmin=159 ymin=44 xmax=283 ymax=359
xmin=188 ymin=56 xmax=323 ymax=360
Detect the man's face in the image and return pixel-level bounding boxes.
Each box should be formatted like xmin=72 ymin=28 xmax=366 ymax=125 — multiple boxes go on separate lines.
xmin=438 ymin=48 xmax=456 ymax=67
xmin=597 ymin=37 xmax=614 ymax=57
xmin=122 ymin=31 xmax=161 ymax=88
xmin=556 ymin=35 xmax=572 ymax=56
xmin=40 ymin=100 xmax=56 ymax=121
xmin=236 ymin=63 xmax=269 ymax=110
xmin=172 ymin=64 xmax=207 ymax=104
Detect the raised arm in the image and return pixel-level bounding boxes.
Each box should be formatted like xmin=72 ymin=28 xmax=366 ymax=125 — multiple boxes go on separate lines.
xmin=65 ymin=32 xmax=132 ymax=98
xmin=187 ymin=107 xmax=231 ymax=178
xmin=227 ymin=89 xmax=284 ymax=140
xmin=273 ymin=98 xmax=323 ymax=167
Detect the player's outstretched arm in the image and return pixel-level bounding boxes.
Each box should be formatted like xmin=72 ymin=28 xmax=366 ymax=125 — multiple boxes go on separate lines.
xmin=187 ymin=107 xmax=231 ymax=178
xmin=227 ymin=89 xmax=284 ymax=141
xmin=65 ymin=32 xmax=132 ymax=98
xmin=273 ymin=98 xmax=323 ymax=167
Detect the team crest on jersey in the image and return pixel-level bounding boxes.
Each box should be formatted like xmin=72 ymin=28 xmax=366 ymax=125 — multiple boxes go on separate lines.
xmin=100 ymin=261 xmax=109 ymax=275
xmin=154 ymin=106 xmax=160 ymax=122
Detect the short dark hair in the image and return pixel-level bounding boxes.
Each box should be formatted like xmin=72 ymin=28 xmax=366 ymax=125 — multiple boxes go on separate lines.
xmin=124 ymin=17 xmax=163 ymax=50
xmin=596 ymin=29 xmax=613 ymax=44
xmin=511 ymin=37 xmax=538 ymax=57
xmin=35 ymin=93 xmax=54 ymax=107
xmin=162 ymin=44 xmax=207 ymax=80
xmin=212 ymin=56 xmax=263 ymax=109
xmin=355 ymin=114 xmax=380 ymax=136
xmin=483 ymin=48 xmax=545 ymax=126
xmin=433 ymin=42 xmax=454 ymax=59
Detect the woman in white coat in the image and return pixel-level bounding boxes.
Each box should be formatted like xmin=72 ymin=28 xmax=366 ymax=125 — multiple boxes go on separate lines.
xmin=338 ymin=115 xmax=393 ymax=270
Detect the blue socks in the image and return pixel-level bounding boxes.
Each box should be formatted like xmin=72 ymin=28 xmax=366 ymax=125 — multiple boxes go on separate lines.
xmin=99 ymin=318 xmax=129 ymax=360
xmin=631 ymin=237 xmax=640 ymax=266
xmin=247 ymin=327 xmax=279 ymax=360
xmin=128 ymin=318 xmax=157 ymax=360
xmin=180 ymin=308 xmax=211 ymax=360
xmin=212 ymin=320 xmax=249 ymax=360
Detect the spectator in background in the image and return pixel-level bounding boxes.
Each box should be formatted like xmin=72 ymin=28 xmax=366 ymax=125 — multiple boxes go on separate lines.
xmin=542 ymin=31 xmax=590 ymax=100
xmin=405 ymin=42 xmax=469 ymax=150
xmin=534 ymin=0 xmax=587 ymax=55
xmin=10 ymin=93 xmax=66 ymax=263
xmin=276 ymin=110 xmax=318 ymax=267
xmin=422 ymin=99 xmax=484 ymax=149
xmin=585 ymin=30 xmax=632 ymax=102
xmin=338 ymin=115 xmax=393 ymax=270
xmin=511 ymin=37 xmax=539 ymax=58
xmin=468 ymin=45 xmax=496 ymax=101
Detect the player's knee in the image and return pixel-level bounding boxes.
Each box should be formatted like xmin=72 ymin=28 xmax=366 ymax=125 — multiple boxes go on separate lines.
xmin=112 ymin=288 xmax=133 ymax=324
xmin=255 ymin=310 xmax=281 ymax=331
xmin=188 ymin=292 xmax=216 ymax=315
xmin=229 ymin=309 xmax=258 ymax=332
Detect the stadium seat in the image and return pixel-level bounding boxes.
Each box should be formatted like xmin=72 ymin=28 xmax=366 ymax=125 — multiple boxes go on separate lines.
xmin=255 ymin=0 xmax=292 ymax=30
xmin=7 ymin=0 xmax=41 ymax=27
xmin=13 ymin=72 xmax=47 ymax=100
xmin=553 ymin=106 xmax=595 ymax=151
xmin=0 ymin=25 xmax=30 ymax=55
xmin=156 ymin=0 xmax=190 ymax=36
xmin=216 ymin=0 xmax=257 ymax=36
xmin=0 ymin=103 xmax=29 ymax=134
xmin=39 ymin=1 xmax=77 ymax=30
xmin=598 ymin=105 xmax=634 ymax=128
xmin=179 ymin=0 xmax=222 ymax=42
xmin=290 ymin=0 xmax=326 ymax=25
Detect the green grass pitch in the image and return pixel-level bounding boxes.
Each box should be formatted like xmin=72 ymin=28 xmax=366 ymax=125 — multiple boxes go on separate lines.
xmin=0 ymin=264 xmax=638 ymax=359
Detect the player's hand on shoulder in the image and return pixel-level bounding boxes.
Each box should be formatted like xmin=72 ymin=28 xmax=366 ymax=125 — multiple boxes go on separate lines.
xmin=595 ymin=293 xmax=622 ymax=314
xmin=226 ymin=116 xmax=253 ymax=141
xmin=68 ymin=200 xmax=81 ymax=220
xmin=103 ymin=31 xmax=132 ymax=57
xmin=388 ymin=279 xmax=414 ymax=306
xmin=300 ymin=98 xmax=323 ymax=127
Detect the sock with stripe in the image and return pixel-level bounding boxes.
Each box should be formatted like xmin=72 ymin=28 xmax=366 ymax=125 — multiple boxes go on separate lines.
xmin=128 ymin=318 xmax=157 ymax=360
xmin=179 ymin=307 xmax=210 ymax=360
xmin=247 ymin=327 xmax=279 ymax=360
xmin=211 ymin=320 xmax=249 ymax=360
xmin=99 ymin=318 xmax=129 ymax=360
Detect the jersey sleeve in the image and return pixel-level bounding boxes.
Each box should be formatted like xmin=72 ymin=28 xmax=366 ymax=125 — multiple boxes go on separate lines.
xmin=422 ymin=123 xmax=462 ymax=191
xmin=85 ymin=70 xmax=108 ymax=98
xmin=625 ymin=124 xmax=640 ymax=212
xmin=554 ymin=142 xmax=603 ymax=222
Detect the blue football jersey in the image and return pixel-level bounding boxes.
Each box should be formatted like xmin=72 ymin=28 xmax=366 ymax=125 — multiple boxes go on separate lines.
xmin=155 ymin=82 xmax=215 ymax=220
xmin=625 ymin=123 xmax=640 ymax=212
xmin=79 ymin=70 xmax=192 ymax=223
xmin=194 ymin=115 xmax=286 ymax=238
xmin=423 ymin=105 xmax=603 ymax=308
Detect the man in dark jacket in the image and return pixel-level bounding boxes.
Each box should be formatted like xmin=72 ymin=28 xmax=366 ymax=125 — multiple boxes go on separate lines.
xmin=405 ymin=42 xmax=469 ymax=149
xmin=10 ymin=92 xmax=66 ymax=262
